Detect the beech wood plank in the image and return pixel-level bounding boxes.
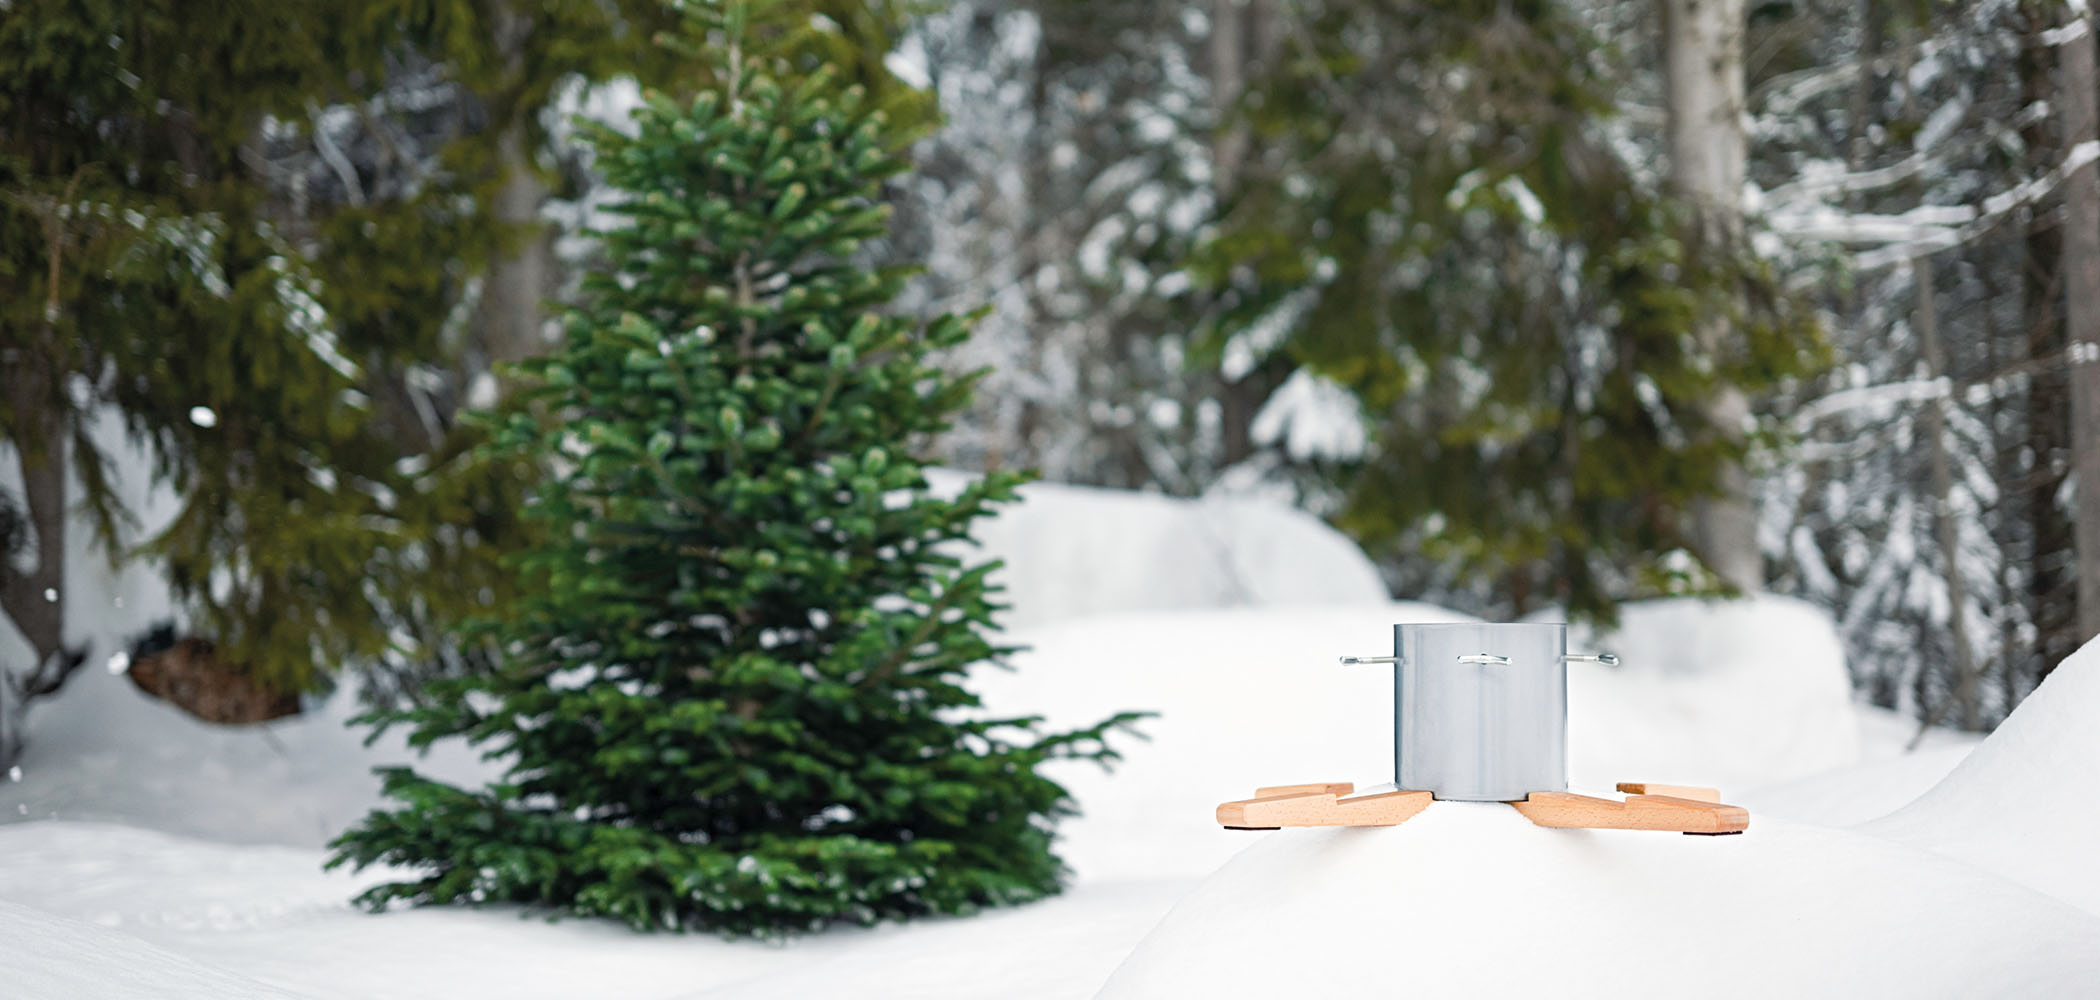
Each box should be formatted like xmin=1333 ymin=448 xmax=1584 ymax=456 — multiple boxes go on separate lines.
xmin=1512 ymin=790 xmax=1749 ymax=835
xmin=1615 ymin=782 xmax=1722 ymax=802
xmin=1217 ymin=788 xmax=1433 ymax=829
xmin=1254 ymin=782 xmax=1356 ymax=799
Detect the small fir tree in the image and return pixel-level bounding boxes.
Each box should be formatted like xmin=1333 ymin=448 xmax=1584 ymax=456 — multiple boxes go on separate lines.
xmin=328 ymin=1 xmax=1137 ymax=935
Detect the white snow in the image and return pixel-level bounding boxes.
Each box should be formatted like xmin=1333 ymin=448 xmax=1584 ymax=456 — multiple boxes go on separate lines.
xmin=0 ymin=405 xmax=184 ymax=703
xmin=1740 ymin=704 xmax=1982 ymax=827
xmin=1249 ymin=369 xmax=1370 ymax=462
xmin=1560 ymin=595 xmax=1863 ymax=791
xmin=1095 ymin=806 xmax=2100 ymax=1000
xmin=0 ymin=660 xmax=493 ymax=847
xmin=0 ymin=899 xmax=302 ymax=1000
xmin=925 ymin=469 xmax=1390 ymax=629
xmin=1 ymin=470 xmax=2091 ymax=998
xmin=1865 ymin=639 xmax=2100 ymax=916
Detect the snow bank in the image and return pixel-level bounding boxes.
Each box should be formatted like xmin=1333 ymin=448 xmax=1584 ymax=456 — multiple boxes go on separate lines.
xmin=925 ymin=469 xmax=1390 ymax=628
xmin=975 ymin=604 xmax=1466 ymax=881
xmin=974 ymin=597 xmax=1864 ymax=882
xmin=0 ymin=900 xmax=301 ymax=1000
xmin=1739 ymin=745 xmax=1974 ymax=827
xmin=1562 ymin=595 xmax=1862 ymax=790
xmin=668 ymin=880 xmax=1188 ymax=1000
xmin=0 ymin=821 xmax=1187 ymax=1000
xmin=1 ymin=663 xmax=493 ymax=848
xmin=0 ymin=468 xmax=1391 ymax=849
xmin=1096 ymin=805 xmax=2100 ymax=999
xmin=1865 ymin=637 xmax=2100 ymax=916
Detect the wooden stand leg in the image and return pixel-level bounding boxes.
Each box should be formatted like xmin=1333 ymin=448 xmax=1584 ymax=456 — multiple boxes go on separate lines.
xmin=1615 ymin=782 xmax=1721 ymax=802
xmin=1511 ymin=787 xmax=1749 ymax=835
xmin=1217 ymin=783 xmax=1435 ymax=830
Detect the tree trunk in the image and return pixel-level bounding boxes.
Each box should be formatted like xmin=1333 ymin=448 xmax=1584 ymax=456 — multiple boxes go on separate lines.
xmin=478 ymin=3 xmax=554 ymax=369
xmin=0 ymin=362 xmax=68 ymax=769
xmin=1209 ymin=0 xmax=1281 ymax=473
xmin=479 ymin=125 xmax=553 ymax=366
xmin=2022 ymin=2 xmax=2076 ymax=678
xmin=1913 ymin=256 xmax=1981 ymax=731
xmin=1661 ymin=0 xmax=1760 ymax=593
xmin=2059 ymin=7 xmax=2100 ymax=643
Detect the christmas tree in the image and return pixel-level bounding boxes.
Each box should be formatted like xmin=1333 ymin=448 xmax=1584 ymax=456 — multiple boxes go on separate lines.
xmin=327 ymin=0 xmax=1137 ymax=936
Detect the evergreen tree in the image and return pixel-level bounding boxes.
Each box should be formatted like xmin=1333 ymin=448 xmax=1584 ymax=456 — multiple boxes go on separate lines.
xmin=0 ymin=0 xmax=699 ymax=758
xmin=328 ymin=1 xmax=1137 ymax=935
xmin=1192 ymin=0 xmax=1826 ymax=622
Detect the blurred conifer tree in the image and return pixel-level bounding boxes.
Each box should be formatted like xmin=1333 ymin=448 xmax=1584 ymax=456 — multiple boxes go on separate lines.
xmin=0 ymin=0 xmax=920 ymax=758
xmin=1193 ymin=0 xmax=1828 ymax=621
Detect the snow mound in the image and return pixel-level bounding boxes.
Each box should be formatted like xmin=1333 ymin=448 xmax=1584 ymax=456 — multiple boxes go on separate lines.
xmin=925 ymin=469 xmax=1389 ymax=628
xmin=978 ymin=604 xmax=1467 ymax=881
xmin=1865 ymin=636 xmax=2100 ymax=916
xmin=669 ymin=880 xmax=1186 ymax=1000
xmin=0 ymin=661 xmax=494 ymax=848
xmin=1739 ymin=745 xmax=1974 ymax=827
xmin=1563 ymin=595 xmax=1861 ymax=790
xmin=0 ymin=900 xmax=303 ymax=1000
xmin=1097 ymin=805 xmax=2100 ymax=999
xmin=974 ymin=597 xmax=1862 ymax=882
xmin=0 ymin=822 xmax=813 ymax=1000
xmin=0 ymin=821 xmax=1185 ymax=1000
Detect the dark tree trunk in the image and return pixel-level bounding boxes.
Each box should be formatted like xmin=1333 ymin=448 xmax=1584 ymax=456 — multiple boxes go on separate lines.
xmin=2057 ymin=7 xmax=2100 ymax=644
xmin=0 ymin=357 xmax=70 ymax=768
xmin=2021 ymin=4 xmax=2078 ymax=678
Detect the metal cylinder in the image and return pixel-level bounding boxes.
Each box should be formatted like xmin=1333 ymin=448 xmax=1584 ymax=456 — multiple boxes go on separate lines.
xmin=1388 ymin=622 xmax=1570 ymax=802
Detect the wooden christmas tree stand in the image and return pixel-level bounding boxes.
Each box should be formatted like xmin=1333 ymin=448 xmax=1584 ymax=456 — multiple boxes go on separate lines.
xmin=1217 ymin=781 xmax=1749 ymax=835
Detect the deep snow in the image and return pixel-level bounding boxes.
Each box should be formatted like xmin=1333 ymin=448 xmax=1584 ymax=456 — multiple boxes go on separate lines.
xmin=0 ymin=477 xmax=2084 ymax=998
xmin=1865 ymin=637 xmax=2100 ymax=916
xmin=1099 ymin=623 xmax=2100 ymax=998
xmin=1096 ymin=806 xmax=2100 ymax=1000
xmin=926 ymin=468 xmax=1391 ymax=628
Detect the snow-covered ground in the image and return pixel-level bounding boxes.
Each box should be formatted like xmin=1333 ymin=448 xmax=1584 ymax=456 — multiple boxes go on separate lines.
xmin=1 ymin=478 xmax=2087 ymax=999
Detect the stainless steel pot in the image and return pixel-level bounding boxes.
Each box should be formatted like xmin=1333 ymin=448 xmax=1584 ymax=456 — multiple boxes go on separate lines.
xmin=1342 ymin=623 xmax=1618 ymax=802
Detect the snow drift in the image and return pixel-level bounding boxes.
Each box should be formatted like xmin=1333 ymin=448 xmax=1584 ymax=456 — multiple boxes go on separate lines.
xmin=0 ymin=657 xmax=493 ymax=848
xmin=0 ymin=899 xmax=300 ymax=1000
xmin=1096 ymin=631 xmax=2100 ymax=999
xmin=4 ymin=458 xmax=2072 ymax=1000
xmin=0 ymin=595 xmax=1889 ymax=1000
xmin=925 ymin=468 xmax=1391 ymax=628
xmin=1562 ymin=595 xmax=1862 ymax=791
xmin=971 ymin=596 xmax=1863 ymax=882
xmin=1 ymin=471 xmax=1385 ymax=847
xmin=1095 ymin=804 xmax=2100 ymax=1000
xmin=1866 ymin=636 xmax=2100 ymax=916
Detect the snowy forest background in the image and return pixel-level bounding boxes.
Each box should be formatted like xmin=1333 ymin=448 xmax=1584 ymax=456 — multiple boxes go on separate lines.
xmin=8 ymin=0 xmax=2100 ymax=761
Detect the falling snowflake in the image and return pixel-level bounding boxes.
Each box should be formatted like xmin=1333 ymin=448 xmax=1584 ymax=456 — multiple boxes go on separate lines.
xmin=188 ymin=405 xmax=218 ymax=428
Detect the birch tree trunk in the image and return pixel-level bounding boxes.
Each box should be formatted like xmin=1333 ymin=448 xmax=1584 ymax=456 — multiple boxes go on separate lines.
xmin=1661 ymin=0 xmax=1760 ymax=593
xmin=480 ymin=127 xmax=553 ymax=365
xmin=2059 ymin=7 xmax=2100 ymax=642
xmin=478 ymin=2 xmax=554 ymax=368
